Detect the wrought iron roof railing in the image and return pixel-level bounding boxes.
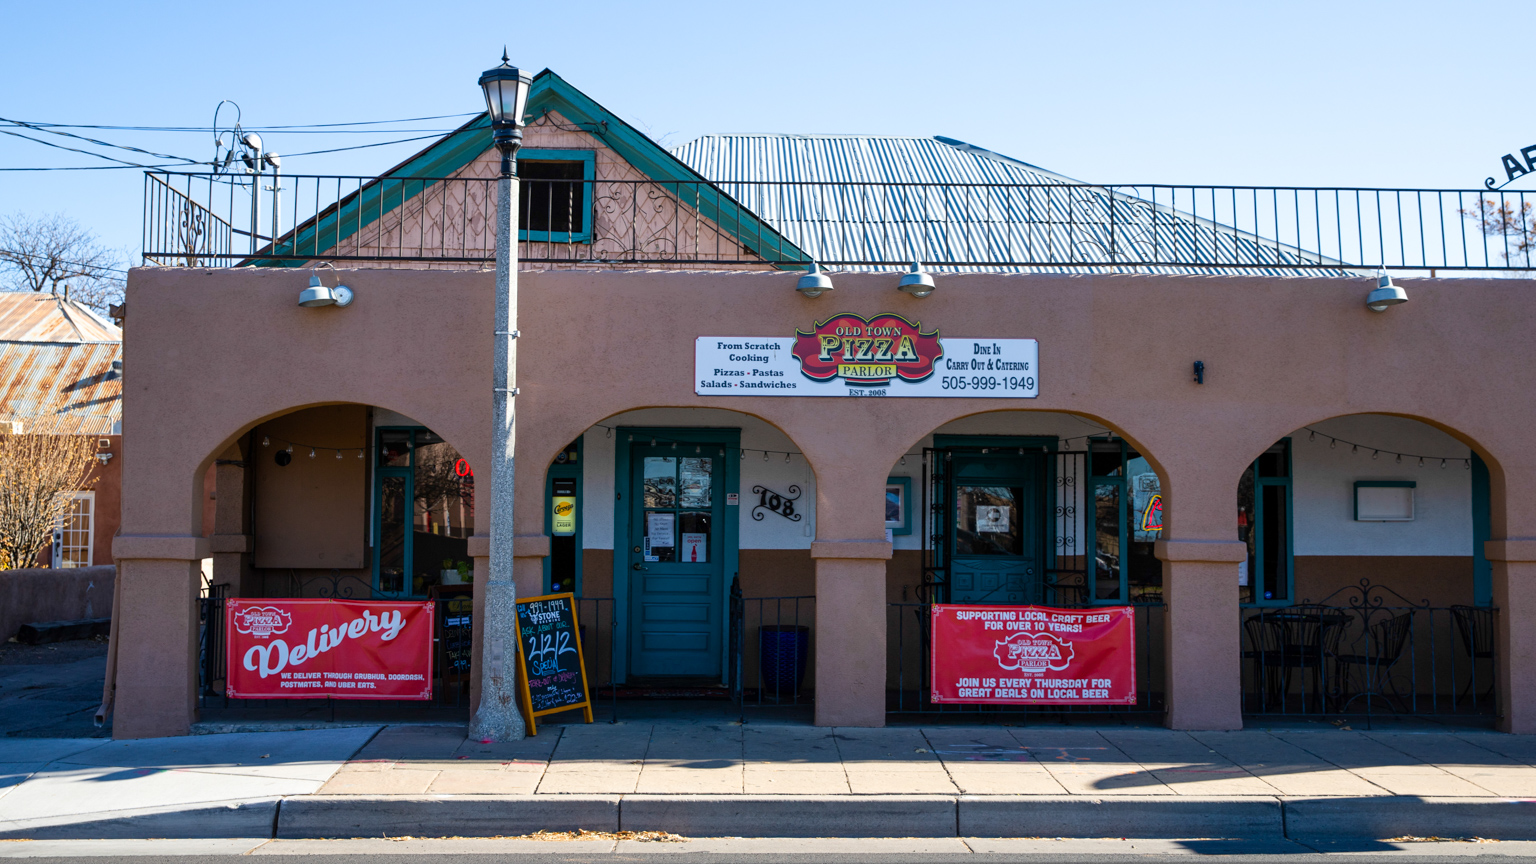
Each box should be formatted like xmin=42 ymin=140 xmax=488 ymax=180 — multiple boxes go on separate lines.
xmin=142 ymin=170 xmax=1536 ymax=274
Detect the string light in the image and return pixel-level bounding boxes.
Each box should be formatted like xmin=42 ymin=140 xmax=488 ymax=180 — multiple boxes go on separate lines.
xmin=740 ymin=449 xmax=746 ymax=460
xmin=309 ymin=448 xmax=316 ymax=458
xmin=785 ymin=452 xmax=791 ymax=464
xmin=357 ymin=449 xmax=364 ymax=458
xmin=335 ymin=449 xmax=342 ymax=459
xmin=262 ymin=436 xmax=269 ymax=447
xmin=763 ymin=451 xmax=769 ymax=462
xmin=900 ymin=456 xmax=906 ymax=466
xmin=1303 ymin=426 xmax=1468 ymax=470
xmin=1441 ymin=459 xmax=1447 ymax=469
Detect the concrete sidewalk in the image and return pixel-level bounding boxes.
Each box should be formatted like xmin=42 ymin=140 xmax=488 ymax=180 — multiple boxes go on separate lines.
xmin=8 ymin=722 xmax=1536 ymax=841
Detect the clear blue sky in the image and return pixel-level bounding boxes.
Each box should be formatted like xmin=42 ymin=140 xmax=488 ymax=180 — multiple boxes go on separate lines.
xmin=0 ymin=0 xmax=1524 ymax=261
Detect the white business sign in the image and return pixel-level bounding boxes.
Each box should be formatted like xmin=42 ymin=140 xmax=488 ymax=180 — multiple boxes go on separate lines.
xmin=695 ymin=337 xmax=1038 ymax=398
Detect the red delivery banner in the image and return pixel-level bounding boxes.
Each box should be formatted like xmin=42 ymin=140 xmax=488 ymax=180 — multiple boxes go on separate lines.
xmin=226 ymin=599 xmax=434 ymax=700
xmin=930 ymin=604 xmax=1136 ymax=704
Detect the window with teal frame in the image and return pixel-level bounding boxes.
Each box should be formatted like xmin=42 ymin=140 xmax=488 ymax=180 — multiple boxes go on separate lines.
xmin=518 ymin=149 xmax=595 ymax=243
xmin=1239 ymin=439 xmax=1294 ymax=606
xmin=1087 ymin=439 xmax=1165 ymax=605
xmin=372 ymin=426 xmax=473 ymax=598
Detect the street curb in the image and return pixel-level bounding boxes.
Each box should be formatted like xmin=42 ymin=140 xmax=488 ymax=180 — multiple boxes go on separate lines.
xmin=619 ymin=795 xmax=958 ymax=838
xmin=0 ymin=798 xmax=278 ymax=840
xmin=960 ymin=795 xmax=1284 ymax=839
xmin=275 ymin=795 xmax=620 ymax=838
xmin=1284 ymin=797 xmax=1536 ymax=840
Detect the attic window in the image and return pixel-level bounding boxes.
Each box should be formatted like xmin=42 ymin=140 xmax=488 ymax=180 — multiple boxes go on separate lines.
xmin=518 ymin=150 xmax=595 ymax=243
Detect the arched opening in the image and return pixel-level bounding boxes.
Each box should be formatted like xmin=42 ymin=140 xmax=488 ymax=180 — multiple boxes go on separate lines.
xmin=549 ymin=406 xmax=817 ymax=722
xmin=1236 ymin=414 xmax=1495 ymax=723
xmin=196 ymin=403 xmax=477 ymax=724
xmin=884 ymin=410 xmax=1168 ymax=724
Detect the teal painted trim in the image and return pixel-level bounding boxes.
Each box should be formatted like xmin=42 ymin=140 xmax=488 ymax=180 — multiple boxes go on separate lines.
xmin=1249 ymin=438 xmax=1295 ymax=607
xmin=932 ymin=435 xmax=1058 ymax=452
xmin=1087 ymin=440 xmax=1130 ymax=605
xmin=613 ymin=425 xmax=741 ymax=684
xmin=372 ymin=425 xmax=420 ymax=598
xmin=932 ymin=435 xmax=1059 ymax=606
xmin=1473 ymin=454 xmax=1492 ymax=607
xmin=518 ymin=149 xmax=595 ymax=244
xmin=251 ymin=70 xmax=808 ymax=269
xmin=886 ymin=476 xmax=912 ymax=536
xmin=542 ymin=438 xmax=585 ymax=594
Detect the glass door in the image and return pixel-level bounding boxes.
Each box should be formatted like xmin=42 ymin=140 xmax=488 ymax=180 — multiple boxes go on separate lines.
xmin=947 ymin=451 xmax=1044 ymax=604
xmin=628 ymin=444 xmax=726 ymax=678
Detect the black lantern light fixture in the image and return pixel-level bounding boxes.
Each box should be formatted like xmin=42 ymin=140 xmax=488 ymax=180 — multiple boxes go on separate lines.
xmin=478 ymin=50 xmax=533 ymax=177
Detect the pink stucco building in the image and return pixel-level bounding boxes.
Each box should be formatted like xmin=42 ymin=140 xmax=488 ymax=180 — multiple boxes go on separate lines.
xmin=107 ymin=70 xmax=1532 ymax=737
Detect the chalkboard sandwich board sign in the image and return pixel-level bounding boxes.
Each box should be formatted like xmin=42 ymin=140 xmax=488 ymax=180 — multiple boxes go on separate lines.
xmin=514 ymin=592 xmax=593 ymax=734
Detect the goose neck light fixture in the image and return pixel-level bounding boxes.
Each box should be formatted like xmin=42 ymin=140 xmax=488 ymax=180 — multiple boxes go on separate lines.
xmin=897 ymin=262 xmax=935 ymax=298
xmin=298 ymin=268 xmax=354 ymax=308
xmin=796 ymin=261 xmax=834 ymax=298
xmin=1366 ymin=271 xmax=1408 ymax=312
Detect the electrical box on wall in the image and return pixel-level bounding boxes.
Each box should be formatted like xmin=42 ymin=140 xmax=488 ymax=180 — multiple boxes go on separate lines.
xmin=1355 ymin=481 xmax=1415 ymax=521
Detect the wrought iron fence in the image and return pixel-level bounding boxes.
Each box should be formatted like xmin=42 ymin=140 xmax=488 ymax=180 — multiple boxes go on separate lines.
xmin=1240 ymin=580 xmax=1498 ymax=721
xmin=197 ymin=578 xmax=619 ymax=722
xmin=729 ymin=584 xmax=816 ymax=709
xmin=886 ymin=601 xmax=1166 ymax=718
xmin=144 ymin=170 xmax=1536 ymax=273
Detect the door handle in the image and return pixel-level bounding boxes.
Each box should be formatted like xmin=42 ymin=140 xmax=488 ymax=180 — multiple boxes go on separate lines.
xmin=633 ymin=563 xmax=647 ymax=571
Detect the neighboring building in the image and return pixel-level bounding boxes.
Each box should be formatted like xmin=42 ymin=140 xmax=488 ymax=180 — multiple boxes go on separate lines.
xmin=0 ymin=292 xmax=122 ymax=568
xmin=114 ymin=69 xmax=1529 ymax=739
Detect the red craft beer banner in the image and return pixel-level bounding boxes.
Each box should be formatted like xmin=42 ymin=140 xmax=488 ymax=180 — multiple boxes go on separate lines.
xmin=930 ymin=604 xmax=1136 ymax=704
xmin=225 ymin=599 xmax=434 ymax=700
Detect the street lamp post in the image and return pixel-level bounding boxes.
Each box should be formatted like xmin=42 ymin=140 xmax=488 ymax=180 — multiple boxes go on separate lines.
xmin=468 ymin=52 xmax=533 ymax=743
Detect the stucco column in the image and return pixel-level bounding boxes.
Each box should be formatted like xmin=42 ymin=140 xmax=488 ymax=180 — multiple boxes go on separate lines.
xmin=1485 ymin=540 xmax=1536 ymax=733
xmin=1155 ymin=540 xmax=1246 ymax=730
xmin=109 ymin=535 xmax=208 ymax=738
xmin=810 ymin=540 xmax=891 ymax=727
xmin=210 ymin=445 xmax=254 ymax=597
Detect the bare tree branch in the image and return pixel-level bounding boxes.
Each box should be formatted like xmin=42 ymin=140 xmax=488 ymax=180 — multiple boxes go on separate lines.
xmin=0 ymin=419 xmax=96 ymax=570
xmin=0 ymin=212 xmax=125 ymax=314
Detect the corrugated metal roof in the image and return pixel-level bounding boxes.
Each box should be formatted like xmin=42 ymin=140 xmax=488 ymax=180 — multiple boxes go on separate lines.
xmin=0 ymin=293 xmax=122 ymax=343
xmin=0 ymin=341 xmax=122 ymax=435
xmin=671 ymin=134 xmax=1350 ymax=274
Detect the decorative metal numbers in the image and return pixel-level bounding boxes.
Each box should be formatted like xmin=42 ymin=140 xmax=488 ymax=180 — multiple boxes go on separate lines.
xmin=750 ymin=484 xmax=802 ymax=522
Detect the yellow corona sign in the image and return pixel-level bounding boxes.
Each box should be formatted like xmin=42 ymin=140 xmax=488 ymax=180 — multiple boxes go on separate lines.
xmin=552 ymin=496 xmax=576 ymax=536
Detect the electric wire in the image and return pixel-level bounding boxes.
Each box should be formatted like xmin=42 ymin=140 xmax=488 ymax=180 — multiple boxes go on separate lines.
xmin=0 ymin=248 xmax=129 ymax=275
xmin=0 ymin=116 xmax=201 ymax=165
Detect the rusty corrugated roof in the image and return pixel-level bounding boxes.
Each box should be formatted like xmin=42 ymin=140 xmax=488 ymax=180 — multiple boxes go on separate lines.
xmin=0 ymin=342 xmax=122 ymax=435
xmin=0 ymin=293 xmax=122 ymax=343
xmin=0 ymin=292 xmax=122 ymax=434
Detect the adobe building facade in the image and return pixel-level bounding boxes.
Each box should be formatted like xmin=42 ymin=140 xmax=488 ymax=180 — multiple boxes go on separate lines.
xmin=109 ymin=265 xmax=1536 ymax=737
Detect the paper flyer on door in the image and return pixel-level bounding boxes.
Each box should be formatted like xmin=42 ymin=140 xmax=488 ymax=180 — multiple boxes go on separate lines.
xmin=225 ymin=599 xmax=434 ymax=700
xmin=929 ymin=604 xmax=1136 ymax=704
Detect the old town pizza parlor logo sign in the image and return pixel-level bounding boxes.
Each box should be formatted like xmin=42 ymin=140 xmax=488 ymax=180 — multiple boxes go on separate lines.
xmin=791 ymin=313 xmax=943 ymax=387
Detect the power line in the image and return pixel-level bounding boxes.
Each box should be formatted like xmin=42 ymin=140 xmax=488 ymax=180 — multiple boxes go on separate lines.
xmin=0 ymin=128 xmax=160 ymax=168
xmin=0 ymin=248 xmax=129 ymax=276
xmin=0 ymin=116 xmax=201 ymax=165
xmin=4 ymin=113 xmax=479 ymax=132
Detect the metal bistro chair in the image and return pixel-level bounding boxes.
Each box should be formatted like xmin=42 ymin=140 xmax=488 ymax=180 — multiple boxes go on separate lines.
xmin=1450 ymin=605 xmax=1497 ymax=705
xmin=1331 ymin=611 xmax=1416 ymax=713
xmin=1246 ymin=606 xmax=1350 ymax=713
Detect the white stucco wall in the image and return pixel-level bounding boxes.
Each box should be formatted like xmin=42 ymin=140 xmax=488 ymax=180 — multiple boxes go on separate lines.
xmin=1292 ymin=414 xmax=1473 ymax=556
xmin=581 ymin=407 xmax=814 ymax=550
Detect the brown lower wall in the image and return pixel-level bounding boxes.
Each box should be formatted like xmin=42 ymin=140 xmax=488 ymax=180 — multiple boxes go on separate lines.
xmin=0 ymin=566 xmax=115 ymax=639
xmin=1296 ymin=556 xmax=1474 ymax=608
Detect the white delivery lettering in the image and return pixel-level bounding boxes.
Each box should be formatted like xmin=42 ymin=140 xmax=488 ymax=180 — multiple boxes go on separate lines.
xmin=243 ymin=609 xmax=407 ymax=679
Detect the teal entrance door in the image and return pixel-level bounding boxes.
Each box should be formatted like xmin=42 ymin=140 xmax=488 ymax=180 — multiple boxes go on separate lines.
xmin=946 ymin=451 xmax=1045 ymax=605
xmin=627 ymin=443 xmax=728 ymax=678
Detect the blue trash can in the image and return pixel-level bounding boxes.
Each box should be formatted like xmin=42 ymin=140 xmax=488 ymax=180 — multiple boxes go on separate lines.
xmin=758 ymin=625 xmax=810 ymax=696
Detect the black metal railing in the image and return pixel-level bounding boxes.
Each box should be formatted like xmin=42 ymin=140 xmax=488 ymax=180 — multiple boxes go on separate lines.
xmin=730 ymin=586 xmax=816 ymax=709
xmin=886 ymin=601 xmax=1166 ymax=718
xmin=1240 ymin=580 xmax=1498 ymax=721
xmin=144 ymin=170 xmax=1536 ymax=273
